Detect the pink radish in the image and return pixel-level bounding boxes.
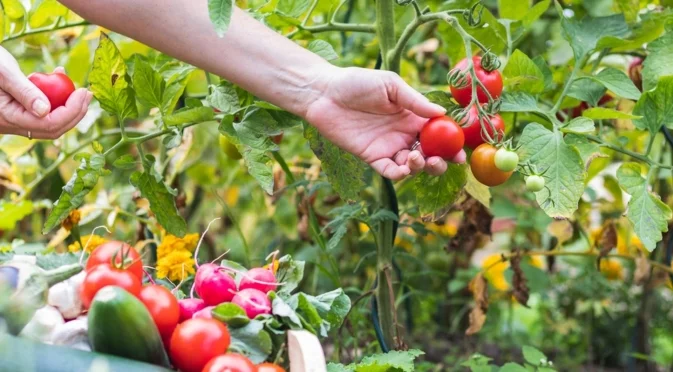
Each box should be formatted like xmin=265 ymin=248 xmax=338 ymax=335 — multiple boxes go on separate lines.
xmin=232 ymin=288 xmax=271 ymax=319
xmin=238 ymin=267 xmax=278 ymax=294
xmin=178 ymin=298 xmax=206 ymax=322
xmin=194 ymin=263 xmax=236 ymax=306
xmin=192 ymin=306 xmax=215 ymax=319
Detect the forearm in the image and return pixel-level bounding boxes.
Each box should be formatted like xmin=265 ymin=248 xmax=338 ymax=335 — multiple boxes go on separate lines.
xmin=58 ymin=0 xmax=332 ymax=117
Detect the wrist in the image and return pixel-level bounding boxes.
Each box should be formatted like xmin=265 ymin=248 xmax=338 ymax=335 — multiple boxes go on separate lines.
xmin=276 ymin=61 xmax=338 ymax=119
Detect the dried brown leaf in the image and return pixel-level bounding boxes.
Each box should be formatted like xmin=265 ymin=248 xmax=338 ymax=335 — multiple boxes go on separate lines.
xmin=466 ymin=273 xmax=489 ymax=335
xmin=511 ymin=253 xmax=530 ymax=307
xmin=597 ymin=221 xmax=617 ymax=268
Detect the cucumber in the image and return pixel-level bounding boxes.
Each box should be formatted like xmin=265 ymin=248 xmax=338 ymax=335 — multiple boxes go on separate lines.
xmin=88 ymin=286 xmax=171 ymax=368
xmin=0 ymin=334 xmax=173 ymax=372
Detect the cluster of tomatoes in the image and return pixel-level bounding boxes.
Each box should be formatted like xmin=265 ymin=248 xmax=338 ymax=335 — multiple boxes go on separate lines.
xmin=81 ymin=241 xmax=284 ymax=372
xmin=418 ymin=56 xmax=544 ymax=191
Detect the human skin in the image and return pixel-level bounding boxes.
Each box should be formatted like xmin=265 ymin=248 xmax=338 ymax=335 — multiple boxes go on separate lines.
xmin=58 ymin=0 xmax=466 ymax=179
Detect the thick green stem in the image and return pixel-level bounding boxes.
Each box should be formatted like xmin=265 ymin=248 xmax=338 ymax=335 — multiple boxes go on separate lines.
xmin=376 ymin=0 xmax=396 ymax=72
xmin=44 ymin=263 xmax=83 ymax=287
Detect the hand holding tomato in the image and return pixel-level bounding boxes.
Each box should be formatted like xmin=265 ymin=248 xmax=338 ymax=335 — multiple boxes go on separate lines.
xmin=0 ymin=47 xmax=92 ymax=139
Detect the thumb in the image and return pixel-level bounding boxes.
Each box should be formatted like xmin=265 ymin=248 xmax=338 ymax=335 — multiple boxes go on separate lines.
xmin=1 ymin=72 xmax=51 ymax=117
xmin=388 ymin=75 xmax=446 ymax=118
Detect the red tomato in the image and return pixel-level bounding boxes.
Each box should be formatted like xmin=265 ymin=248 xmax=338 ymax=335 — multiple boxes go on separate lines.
xmin=449 ymin=56 xmax=503 ymax=107
xmin=85 ymin=241 xmax=143 ymax=280
xmin=271 ymin=133 xmax=284 ymax=145
xmin=257 ymin=363 xmax=286 ymax=372
xmin=27 ymin=72 xmax=76 ymax=111
xmin=470 ymin=143 xmax=513 ymax=187
xmin=202 ymin=354 xmax=256 ymax=372
xmin=169 ymin=318 xmax=231 ymax=372
xmin=80 ymin=264 xmax=142 ymax=308
xmin=419 ymin=116 xmax=465 ymax=160
xmin=138 ymin=285 xmax=180 ymax=340
xmin=460 ymin=105 xmax=505 ymax=150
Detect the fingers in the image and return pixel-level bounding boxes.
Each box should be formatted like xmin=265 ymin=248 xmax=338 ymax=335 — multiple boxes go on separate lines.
xmin=371 ymin=158 xmax=411 ymax=181
xmin=4 ymin=88 xmax=90 ymax=132
xmin=0 ymin=65 xmax=51 ymax=117
xmin=386 ymin=73 xmax=446 ymax=118
xmin=451 ymin=149 xmax=467 ymax=164
xmin=424 ymin=157 xmax=448 ymax=176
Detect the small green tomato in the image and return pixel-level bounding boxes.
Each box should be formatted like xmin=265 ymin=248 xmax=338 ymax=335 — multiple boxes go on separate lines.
xmin=494 ymin=148 xmax=518 ymax=172
xmin=525 ymin=175 xmax=545 ymax=192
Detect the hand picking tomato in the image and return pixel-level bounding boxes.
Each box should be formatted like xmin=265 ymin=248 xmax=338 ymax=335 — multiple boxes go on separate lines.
xmin=27 ymin=72 xmax=76 ymax=111
xmin=257 ymin=363 xmax=286 ymax=372
xmin=85 ymin=241 xmax=143 ymax=280
xmin=81 ymin=263 xmax=142 ymax=308
xmin=449 ymin=56 xmax=503 ymax=107
xmin=470 ymin=143 xmax=513 ymax=187
xmin=460 ymin=105 xmax=505 ymax=150
xmin=138 ymin=284 xmax=180 ymax=340
xmin=419 ymin=116 xmax=465 ymax=160
xmin=494 ymin=147 xmax=519 ymax=172
xmin=202 ymin=353 xmax=256 ymax=372
xmin=169 ymin=318 xmax=231 ymax=372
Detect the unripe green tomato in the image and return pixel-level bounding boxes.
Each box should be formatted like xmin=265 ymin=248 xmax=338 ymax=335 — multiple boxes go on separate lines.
xmin=525 ymin=175 xmax=545 ymax=192
xmin=494 ymin=148 xmax=518 ymax=172
xmin=219 ymin=135 xmax=242 ymax=160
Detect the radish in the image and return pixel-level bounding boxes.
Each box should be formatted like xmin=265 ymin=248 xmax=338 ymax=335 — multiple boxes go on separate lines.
xmin=178 ymin=298 xmax=206 ymax=323
xmin=238 ymin=267 xmax=278 ymax=294
xmin=194 ymin=263 xmax=236 ymax=306
xmin=232 ymin=288 xmax=271 ymax=319
xmin=192 ymin=306 xmax=215 ymax=320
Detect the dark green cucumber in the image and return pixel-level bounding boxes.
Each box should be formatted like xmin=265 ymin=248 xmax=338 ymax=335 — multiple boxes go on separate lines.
xmin=88 ymin=286 xmax=171 ymax=367
xmin=0 ymin=334 xmax=173 ymax=372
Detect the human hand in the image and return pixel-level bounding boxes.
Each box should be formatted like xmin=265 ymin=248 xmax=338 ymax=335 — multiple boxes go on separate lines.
xmin=0 ymin=47 xmax=92 ymax=140
xmin=304 ymin=66 xmax=466 ymax=180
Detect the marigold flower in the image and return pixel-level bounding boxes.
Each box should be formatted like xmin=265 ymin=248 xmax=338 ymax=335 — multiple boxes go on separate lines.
xmin=68 ymin=234 xmax=107 ymax=253
xmin=156 ymin=233 xmax=199 ymax=259
xmin=156 ymin=249 xmax=195 ymax=282
xmin=599 ymin=259 xmax=624 ymax=281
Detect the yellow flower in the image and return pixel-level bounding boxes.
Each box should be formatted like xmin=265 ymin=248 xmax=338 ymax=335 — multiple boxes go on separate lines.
xmin=157 ymin=233 xmax=200 ymax=259
xmin=61 ymin=210 xmax=81 ymax=231
xmin=482 ymin=253 xmax=509 ymax=291
xmin=0 ymin=244 xmax=12 ymax=253
xmin=156 ymin=250 xmax=195 ymax=282
xmin=224 ymin=187 xmax=240 ymax=206
xmin=68 ymin=234 xmax=107 ymax=253
xmin=359 ymin=223 xmax=370 ymax=234
xmin=617 ymin=235 xmax=644 ymax=256
xmin=600 ymin=259 xmax=624 ymax=281
xmin=264 ymin=259 xmax=280 ymax=275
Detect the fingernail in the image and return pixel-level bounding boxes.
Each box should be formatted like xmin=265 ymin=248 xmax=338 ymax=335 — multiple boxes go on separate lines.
xmin=84 ymin=92 xmax=93 ymax=107
xmin=429 ymin=159 xmax=438 ymax=167
xmin=33 ymin=99 xmax=49 ymax=116
xmin=409 ymin=153 xmax=419 ymax=161
xmin=435 ymin=104 xmax=447 ymax=113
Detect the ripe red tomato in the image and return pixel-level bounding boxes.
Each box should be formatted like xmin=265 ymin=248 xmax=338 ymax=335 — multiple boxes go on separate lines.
xmin=460 ymin=105 xmax=505 ymax=150
xmin=257 ymin=363 xmax=286 ymax=372
xmin=419 ymin=116 xmax=465 ymax=160
xmin=271 ymin=133 xmax=284 ymax=145
xmin=80 ymin=264 xmax=142 ymax=308
xmin=85 ymin=241 xmax=143 ymax=281
xmin=449 ymin=56 xmax=503 ymax=107
xmin=202 ymin=354 xmax=256 ymax=372
xmin=138 ymin=285 xmax=180 ymax=340
xmin=169 ymin=318 xmax=231 ymax=372
xmin=629 ymin=57 xmax=644 ymax=91
xmin=27 ymin=72 xmax=76 ymax=111
xmin=470 ymin=143 xmax=513 ymax=187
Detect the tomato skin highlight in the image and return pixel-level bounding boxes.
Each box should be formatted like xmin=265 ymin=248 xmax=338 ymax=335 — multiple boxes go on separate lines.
xmin=419 ymin=116 xmax=465 ymax=160
xmin=169 ymin=318 xmax=231 ymax=372
xmin=138 ymin=285 xmax=180 ymax=340
xmin=460 ymin=105 xmax=505 ymax=150
xmin=201 ymin=353 xmax=256 ymax=372
xmin=449 ymin=56 xmax=503 ymax=107
xmin=85 ymin=241 xmax=143 ymax=281
xmin=81 ymin=264 xmax=142 ymax=309
xmin=27 ymin=72 xmax=76 ymax=111
xmin=470 ymin=143 xmax=513 ymax=187
xmin=257 ymin=363 xmax=286 ymax=372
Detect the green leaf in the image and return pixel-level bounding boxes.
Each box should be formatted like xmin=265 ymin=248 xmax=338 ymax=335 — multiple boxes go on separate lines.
xmin=557 ymin=9 xmax=629 ymax=59
xmin=1 ymin=0 xmax=25 ymax=19
xmin=582 ymin=107 xmax=640 ymax=120
xmin=207 ymin=83 xmax=240 ymax=114
xmin=617 ymin=163 xmax=672 ymax=251
xmin=565 ymin=134 xmax=602 ymax=167
xmin=633 ymin=76 xmax=673 ymax=133
xmin=275 ymin=255 xmax=304 ymax=296
xmin=227 ymin=320 xmax=273 ymax=364
xmin=271 ymin=294 xmax=302 ymax=329
xmin=499 ymin=363 xmax=528 ymax=372
xmin=567 ymin=78 xmax=606 ymax=106
xmin=304 ymin=126 xmax=367 ymax=202
xmin=301 ymin=288 xmax=351 ymax=330
xmin=276 ymin=0 xmax=310 ymax=18
xmin=354 ymin=350 xmax=425 ymax=372
xmin=643 ymin=31 xmax=673 ymax=92
xmin=36 ymin=253 xmax=79 ymax=270
xmin=323 ymin=204 xmax=365 ymax=251
xmin=326 ymin=364 xmax=352 ymax=372
xmin=112 ymin=155 xmax=137 ymax=169
xmin=497 ymin=0 xmax=529 ymax=21
xmin=499 ymin=92 xmax=543 ymax=113
xmin=592 ymin=68 xmax=641 ymax=100
xmin=0 ymin=8 xmax=5 ymax=41
xmin=503 ymin=49 xmax=544 ymax=94
xmin=130 ymin=157 xmax=187 ymax=237
xmin=161 ymin=64 xmax=195 ymax=115
xmin=562 ymin=117 xmax=595 ymax=134
xmin=29 ymin=0 xmax=66 ymax=28
xmin=89 ymin=33 xmax=138 ymax=120
xmin=132 ymin=55 xmax=165 ymax=110
xmin=521 ymin=0 xmax=550 ymax=28
xmin=308 ymin=40 xmax=338 ymax=61
xmin=615 ymin=0 xmax=640 ymax=23
xmin=163 ymin=107 xmax=214 ymax=126
xmin=240 ymin=147 xmax=274 ymax=195
xmin=66 ymin=40 xmax=91 ymax=87
xmin=424 ymin=90 xmax=460 ymax=112
xmin=212 ymin=303 xmax=250 ymax=328
xmin=292 ymin=293 xmax=324 ymax=336
xmin=518 ymin=123 xmax=585 ymax=218
xmin=465 ymin=168 xmax=491 ymax=208
xmin=522 ymin=346 xmax=547 ymax=366
xmin=0 ymin=200 xmax=33 ymax=230
xmin=208 ymin=0 xmax=234 ymax=37
xmin=414 ymin=164 xmax=467 ymax=215
xmin=532 ymin=56 xmax=553 ymax=92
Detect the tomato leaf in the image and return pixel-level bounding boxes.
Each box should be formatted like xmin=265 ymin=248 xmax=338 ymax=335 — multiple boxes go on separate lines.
xmin=499 ymin=363 xmax=529 ymax=372
xmin=521 ymin=0 xmax=550 ymax=28
xmin=227 ymin=320 xmax=273 ymax=364
xmin=582 ymin=107 xmax=640 ymax=120
xmin=499 ymin=92 xmax=544 ymax=113
xmin=132 ymin=55 xmax=166 ymax=111
xmin=503 ymin=49 xmax=544 ymax=94
xmin=0 ymin=200 xmax=33 ymax=230
xmin=642 ymin=31 xmax=673 ymax=92
xmin=465 ymin=168 xmax=491 ymax=208
xmin=556 ymin=5 xmax=629 ymax=60
xmin=592 ymin=68 xmax=641 ymax=100
xmin=212 ymin=303 xmax=250 ymax=328
xmin=633 ymin=76 xmax=673 ymax=133
xmin=414 ymin=163 xmax=467 ymax=215
xmin=518 ymin=123 xmax=585 ymax=218
xmin=304 ymin=126 xmax=367 ymax=202
xmin=522 ymin=345 xmax=548 ymax=366
xmin=208 ymin=0 xmax=234 ymax=37
xmin=89 ymin=33 xmax=138 ymax=121
xmin=308 ymin=40 xmax=338 ymax=61
xmin=160 ymin=63 xmax=195 ymax=115
xmin=497 ymin=0 xmax=529 ymax=21
xmin=276 ymin=0 xmax=311 ymax=18
xmin=567 ymin=78 xmax=606 ymax=107
xmin=322 ymin=204 xmax=365 ymax=251
xmin=337 ymin=349 xmax=425 ymax=372
xmin=531 ymin=56 xmax=553 ymax=92
xmin=112 ymin=154 xmax=137 ymax=170
xmin=562 ymin=117 xmax=595 ymax=134
xmin=1 ymin=0 xmax=25 ymax=19
xmin=207 ymin=82 xmax=240 ymax=114
xmin=163 ymin=107 xmax=214 ymax=126
xmin=617 ymin=162 xmax=672 ymax=252
xmin=28 ymin=0 xmax=66 ymax=28
xmin=275 ymin=255 xmax=305 ymax=296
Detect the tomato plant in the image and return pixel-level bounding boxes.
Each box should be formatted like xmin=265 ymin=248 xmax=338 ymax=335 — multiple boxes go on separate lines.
xmin=80 ymin=263 xmax=142 ymax=308
xmin=494 ymin=147 xmax=518 ymax=172
xmin=525 ymin=175 xmax=546 ymax=193
xmin=419 ymin=116 xmax=464 ymax=160
xmin=27 ymin=72 xmax=75 ymax=111
xmin=169 ymin=318 xmax=231 ymax=372
xmin=460 ymin=105 xmax=505 ymax=149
